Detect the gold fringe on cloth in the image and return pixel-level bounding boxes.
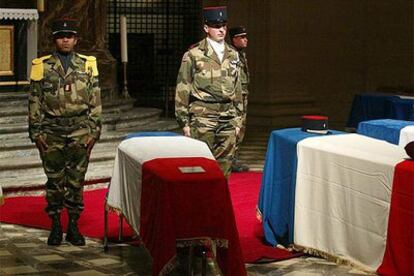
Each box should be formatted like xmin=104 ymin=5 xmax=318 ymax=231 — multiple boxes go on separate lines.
xmin=105 ymin=203 xmax=124 ymax=216
xmin=104 ymin=205 xmax=177 ymax=274
xmin=158 ymin=250 xmax=223 ymax=276
xmin=176 ymin=237 xmax=225 ymax=275
xmin=176 ymin=237 xmax=228 ymax=249
xmin=104 ymin=205 xmax=226 ymax=275
xmin=292 ymin=244 xmax=375 ymax=274
xmin=159 ymin=255 xmax=179 ymax=275
xmin=104 ymin=203 xmax=140 ymax=240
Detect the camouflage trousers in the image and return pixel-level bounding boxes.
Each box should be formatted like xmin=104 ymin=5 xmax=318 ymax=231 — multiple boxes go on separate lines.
xmin=39 ymin=131 xmax=90 ymax=216
xmin=234 ymin=94 xmax=248 ymax=159
xmin=190 ymin=116 xmax=237 ymax=178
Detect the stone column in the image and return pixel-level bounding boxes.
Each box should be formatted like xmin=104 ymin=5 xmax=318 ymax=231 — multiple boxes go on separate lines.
xmin=37 ymin=0 xmax=117 ymax=100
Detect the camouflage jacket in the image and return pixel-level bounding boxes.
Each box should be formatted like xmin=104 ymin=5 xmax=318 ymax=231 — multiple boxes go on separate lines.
xmin=28 ymin=52 xmax=102 ymax=142
xmin=175 ymin=38 xmax=243 ymax=128
xmin=238 ymin=50 xmax=250 ymax=95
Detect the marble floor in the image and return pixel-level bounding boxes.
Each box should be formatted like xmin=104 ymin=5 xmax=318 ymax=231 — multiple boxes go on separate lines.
xmin=0 ymin=223 xmax=374 ymax=276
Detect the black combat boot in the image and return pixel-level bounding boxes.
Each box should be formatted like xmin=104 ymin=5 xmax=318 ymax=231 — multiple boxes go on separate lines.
xmin=47 ymin=213 xmax=63 ymax=246
xmin=231 ymin=160 xmax=250 ymax=172
xmin=66 ymin=214 xmax=85 ymax=246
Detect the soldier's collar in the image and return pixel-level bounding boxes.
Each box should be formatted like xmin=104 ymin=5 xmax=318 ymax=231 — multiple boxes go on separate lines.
xmin=73 ymin=53 xmax=85 ymax=65
xmin=45 ymin=53 xmax=59 ymax=64
xmin=201 ymin=38 xmax=219 ymax=57
xmin=49 ymin=52 xmax=71 ymax=63
xmin=56 ymin=51 xmax=73 ymax=59
xmin=229 ymin=44 xmax=243 ymax=52
xmin=199 ymin=38 xmax=210 ymax=53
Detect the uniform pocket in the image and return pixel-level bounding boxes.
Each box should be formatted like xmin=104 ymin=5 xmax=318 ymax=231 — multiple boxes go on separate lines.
xmin=74 ymin=71 xmax=89 ymax=104
xmin=42 ymin=81 xmax=57 ymax=96
xmin=42 ymin=80 xmax=60 ymax=108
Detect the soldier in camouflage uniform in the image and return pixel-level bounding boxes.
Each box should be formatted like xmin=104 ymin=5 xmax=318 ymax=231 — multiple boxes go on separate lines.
xmin=175 ymin=6 xmax=243 ymax=178
xmin=229 ymin=26 xmax=250 ymax=172
xmin=28 ymin=18 xmax=102 ymax=246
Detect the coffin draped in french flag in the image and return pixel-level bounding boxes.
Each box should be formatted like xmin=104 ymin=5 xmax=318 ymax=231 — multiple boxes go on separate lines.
xmin=106 ymin=135 xmax=246 ymax=276
xmin=357 ymin=119 xmax=414 ymax=147
xmin=258 ymin=129 xmax=413 ymax=275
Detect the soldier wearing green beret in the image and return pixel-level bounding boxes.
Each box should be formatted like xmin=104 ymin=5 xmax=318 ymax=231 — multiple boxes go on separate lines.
xmin=229 ymin=26 xmax=250 ymax=172
xmin=175 ymin=6 xmax=243 ymax=178
xmin=28 ymin=18 xmax=102 ymax=246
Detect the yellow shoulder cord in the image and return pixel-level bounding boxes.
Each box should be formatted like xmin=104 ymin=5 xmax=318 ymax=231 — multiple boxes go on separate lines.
xmin=30 ymin=55 xmax=51 ymax=81
xmin=78 ymin=54 xmax=99 ymax=77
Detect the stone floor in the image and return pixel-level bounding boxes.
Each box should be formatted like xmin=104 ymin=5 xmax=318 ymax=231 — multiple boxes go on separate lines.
xmin=0 ymin=223 xmax=374 ymax=276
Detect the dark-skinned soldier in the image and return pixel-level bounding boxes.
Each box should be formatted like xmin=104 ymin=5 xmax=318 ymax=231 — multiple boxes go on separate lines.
xmin=28 ymin=18 xmax=102 ymax=246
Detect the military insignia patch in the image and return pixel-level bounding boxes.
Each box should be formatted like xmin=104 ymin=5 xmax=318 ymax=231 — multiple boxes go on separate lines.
xmin=64 ymin=84 xmax=71 ymax=92
xmin=229 ymin=60 xmax=239 ymax=72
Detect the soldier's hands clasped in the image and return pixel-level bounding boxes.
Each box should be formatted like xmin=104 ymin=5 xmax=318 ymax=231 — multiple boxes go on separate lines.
xmin=183 ymin=126 xmax=191 ymax=137
xmin=35 ymin=136 xmax=48 ymax=154
xmin=235 ymin=127 xmax=240 ymax=137
xmin=86 ymin=136 xmax=96 ymax=157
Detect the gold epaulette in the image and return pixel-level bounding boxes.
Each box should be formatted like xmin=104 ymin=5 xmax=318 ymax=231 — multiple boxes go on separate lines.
xmin=78 ymin=54 xmax=99 ymax=77
xmin=30 ymin=55 xmax=52 ymax=81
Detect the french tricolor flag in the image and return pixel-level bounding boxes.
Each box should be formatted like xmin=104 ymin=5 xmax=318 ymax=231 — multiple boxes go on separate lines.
xmin=107 ymin=135 xmax=215 ymax=235
xmin=294 ymin=134 xmax=413 ymax=275
xmin=259 ymin=128 xmax=413 ymax=276
xmin=106 ymin=134 xmax=246 ymax=276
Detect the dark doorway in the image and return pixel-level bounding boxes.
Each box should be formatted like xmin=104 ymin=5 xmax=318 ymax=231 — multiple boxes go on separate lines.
xmin=107 ymin=0 xmax=202 ymax=116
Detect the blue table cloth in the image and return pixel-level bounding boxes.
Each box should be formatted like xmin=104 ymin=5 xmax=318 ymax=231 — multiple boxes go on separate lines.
xmin=125 ymin=131 xmax=180 ymax=140
xmin=258 ymin=128 xmax=344 ymax=247
xmin=357 ymin=119 xmax=414 ymax=145
xmin=347 ymin=94 xmax=414 ymax=128
xmin=388 ymin=97 xmax=414 ymax=121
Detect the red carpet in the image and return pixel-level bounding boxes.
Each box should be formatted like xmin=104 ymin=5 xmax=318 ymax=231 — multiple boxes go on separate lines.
xmin=0 ymin=172 xmax=299 ymax=263
xmin=228 ymin=172 xmax=302 ymax=262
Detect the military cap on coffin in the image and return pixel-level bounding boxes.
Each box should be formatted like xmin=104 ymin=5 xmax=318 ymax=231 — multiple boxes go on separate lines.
xmin=203 ymin=6 xmax=227 ymax=25
xmin=301 ymin=115 xmax=329 ymax=134
xmin=405 ymin=141 xmax=414 ymax=159
xmin=52 ymin=18 xmax=78 ymax=35
xmin=229 ymin=26 xmax=247 ymax=38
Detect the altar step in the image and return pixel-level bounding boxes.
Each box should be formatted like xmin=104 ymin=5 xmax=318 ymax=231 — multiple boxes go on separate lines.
xmin=1 ymin=127 xmax=270 ymax=190
xmin=0 ymin=90 xmax=180 ymax=190
xmin=0 ymin=119 xmax=180 ymax=190
xmin=1 ymin=126 xmax=269 ymax=191
xmin=0 ymin=92 xmax=162 ymax=133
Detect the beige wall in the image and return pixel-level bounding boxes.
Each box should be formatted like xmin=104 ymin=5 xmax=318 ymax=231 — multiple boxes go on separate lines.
xmin=227 ymin=0 xmax=413 ymax=129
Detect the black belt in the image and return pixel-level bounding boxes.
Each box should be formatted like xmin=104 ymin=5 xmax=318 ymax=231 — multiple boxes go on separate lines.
xmin=189 ymin=95 xmax=231 ymax=104
xmin=44 ymin=114 xmax=89 ymax=125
